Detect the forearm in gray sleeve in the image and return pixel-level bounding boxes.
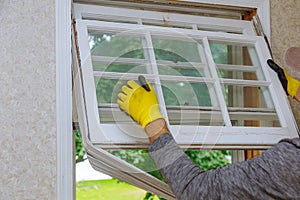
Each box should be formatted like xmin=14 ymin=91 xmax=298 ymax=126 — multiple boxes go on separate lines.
xmin=149 ymin=133 xmax=300 ymax=200
xmin=149 ymin=133 xmax=212 ymax=199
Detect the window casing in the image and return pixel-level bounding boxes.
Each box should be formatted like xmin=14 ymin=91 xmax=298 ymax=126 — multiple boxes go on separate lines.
xmin=72 ymin=2 xmax=299 ymax=199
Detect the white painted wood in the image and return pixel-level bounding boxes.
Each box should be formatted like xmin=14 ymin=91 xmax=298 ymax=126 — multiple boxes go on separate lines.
xmin=195 ymin=38 xmax=219 ymax=108
xmin=74 ymin=2 xmax=298 ymax=149
xmin=255 ymin=38 xmax=298 ymax=131
xmin=71 ymin=2 xmax=280 ymax=198
xmin=74 ymin=0 xmax=270 ymax=37
xmin=84 ymin=19 xmax=259 ymax=43
xmin=89 ymin=124 xmax=293 ymax=149
xmin=92 ymin=55 xmax=146 ymax=64
xmin=216 ymin=64 xmax=258 ymax=72
xmin=56 ymin=0 xmax=73 ymax=199
xmin=202 ymin=37 xmax=232 ymax=127
xmin=220 ymin=78 xmax=270 ymax=87
xmin=74 ymin=3 xmax=252 ymax=34
xmin=74 ymin=0 xmax=244 ymax=18
xmin=144 ymin=31 xmax=170 ymax=124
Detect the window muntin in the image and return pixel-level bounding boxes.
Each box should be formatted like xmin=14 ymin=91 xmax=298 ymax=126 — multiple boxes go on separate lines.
xmin=90 ymin=29 xmax=224 ymax=128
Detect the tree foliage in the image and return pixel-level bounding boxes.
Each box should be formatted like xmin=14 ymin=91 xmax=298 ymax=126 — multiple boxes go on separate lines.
xmin=75 ymin=130 xmax=86 ymax=163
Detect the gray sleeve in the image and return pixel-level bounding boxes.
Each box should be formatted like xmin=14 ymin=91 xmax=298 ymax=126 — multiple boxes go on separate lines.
xmin=149 ymin=133 xmax=300 ymax=200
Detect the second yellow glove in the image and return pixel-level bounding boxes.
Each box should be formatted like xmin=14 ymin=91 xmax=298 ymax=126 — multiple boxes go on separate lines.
xmin=117 ymin=76 xmax=164 ymax=128
xmin=267 ymin=59 xmax=300 ymax=98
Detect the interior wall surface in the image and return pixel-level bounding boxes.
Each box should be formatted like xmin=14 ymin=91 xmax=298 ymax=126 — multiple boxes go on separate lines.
xmin=0 ymin=0 xmax=56 ymax=199
xmin=270 ymin=0 xmax=300 ymax=128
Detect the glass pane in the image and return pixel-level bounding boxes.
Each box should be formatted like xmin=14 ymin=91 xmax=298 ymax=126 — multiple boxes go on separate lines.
xmin=94 ymin=78 xmax=127 ymax=104
xmin=89 ymin=32 xmax=145 ymax=59
xmin=166 ymin=107 xmax=224 ymax=126
xmin=99 ymin=106 xmax=134 ymax=123
xmin=210 ymin=42 xmax=266 ymax=81
xmin=94 ymin=78 xmax=134 ymax=123
xmin=92 ymin=61 xmax=147 ymax=73
xmin=222 ymin=85 xmax=280 ymax=127
xmin=161 ymin=81 xmax=223 ymax=126
xmin=152 ymin=37 xmax=202 ymax=63
xmin=157 ymin=64 xmax=204 ymax=77
xmin=210 ymin=42 xmax=255 ymax=65
xmin=230 ymin=116 xmax=280 ymax=127
xmin=162 ymin=81 xmax=212 ymax=107
xmin=222 ymin=85 xmax=273 ymax=108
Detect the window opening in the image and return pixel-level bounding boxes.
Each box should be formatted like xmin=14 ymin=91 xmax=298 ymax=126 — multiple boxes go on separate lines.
xmin=73 ymin=3 xmax=298 ymax=199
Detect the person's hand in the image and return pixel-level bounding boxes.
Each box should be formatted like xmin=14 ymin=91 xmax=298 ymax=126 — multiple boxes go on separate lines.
xmin=117 ymin=76 xmax=164 ymax=128
xmin=267 ymin=59 xmax=300 ymax=98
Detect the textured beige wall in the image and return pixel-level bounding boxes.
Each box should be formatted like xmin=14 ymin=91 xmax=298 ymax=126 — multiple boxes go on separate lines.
xmin=270 ymin=0 xmax=300 ymax=128
xmin=0 ymin=0 xmax=56 ymax=199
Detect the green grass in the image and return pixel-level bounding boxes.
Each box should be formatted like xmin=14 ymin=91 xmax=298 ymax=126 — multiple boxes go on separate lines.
xmin=76 ymin=179 xmax=159 ymax=200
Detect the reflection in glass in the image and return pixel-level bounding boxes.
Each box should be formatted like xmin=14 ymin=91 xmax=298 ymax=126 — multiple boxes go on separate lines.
xmin=152 ymin=37 xmax=202 ymax=63
xmin=162 ymin=81 xmax=212 ymax=107
xmin=89 ymin=32 xmax=145 ymax=59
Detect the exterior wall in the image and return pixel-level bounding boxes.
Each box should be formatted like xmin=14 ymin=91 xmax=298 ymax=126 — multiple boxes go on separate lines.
xmin=270 ymin=0 xmax=300 ymax=128
xmin=0 ymin=0 xmax=56 ymax=199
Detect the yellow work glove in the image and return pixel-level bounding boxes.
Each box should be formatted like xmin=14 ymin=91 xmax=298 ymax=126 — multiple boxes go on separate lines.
xmin=117 ymin=76 xmax=164 ymax=128
xmin=267 ymin=59 xmax=300 ymax=98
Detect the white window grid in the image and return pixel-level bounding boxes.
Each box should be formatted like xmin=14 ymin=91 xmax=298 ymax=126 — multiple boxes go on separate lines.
xmin=73 ymin=3 xmax=298 ymax=198
xmin=75 ymin=4 xmax=298 ymax=150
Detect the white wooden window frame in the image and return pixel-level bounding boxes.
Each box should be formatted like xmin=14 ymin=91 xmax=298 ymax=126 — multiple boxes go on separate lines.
xmin=74 ymin=4 xmax=256 ymax=35
xmin=74 ymin=4 xmax=298 ymax=150
xmin=56 ymin=0 xmax=73 ymax=199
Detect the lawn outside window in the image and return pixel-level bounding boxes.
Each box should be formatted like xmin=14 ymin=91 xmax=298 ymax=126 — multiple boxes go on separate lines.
xmin=72 ymin=2 xmax=299 ymax=199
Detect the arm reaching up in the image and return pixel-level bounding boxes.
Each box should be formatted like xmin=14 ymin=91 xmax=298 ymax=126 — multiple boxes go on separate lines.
xmin=118 ymin=76 xmax=300 ymax=200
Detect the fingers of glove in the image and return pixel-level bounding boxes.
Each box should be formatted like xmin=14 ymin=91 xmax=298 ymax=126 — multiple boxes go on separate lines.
xmin=127 ymin=80 xmax=140 ymax=90
xmin=121 ymin=85 xmax=133 ymax=95
xmin=267 ymin=59 xmax=281 ymax=72
xmin=117 ymin=99 xmax=127 ymax=111
xmin=118 ymin=92 xmax=127 ymax=102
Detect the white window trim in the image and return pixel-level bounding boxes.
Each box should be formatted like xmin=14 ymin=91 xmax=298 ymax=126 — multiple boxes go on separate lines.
xmin=56 ymin=0 xmax=73 ymax=199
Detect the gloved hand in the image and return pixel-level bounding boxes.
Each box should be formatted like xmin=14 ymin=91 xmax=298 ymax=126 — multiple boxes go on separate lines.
xmin=117 ymin=76 xmax=164 ymax=128
xmin=267 ymin=59 xmax=300 ymax=98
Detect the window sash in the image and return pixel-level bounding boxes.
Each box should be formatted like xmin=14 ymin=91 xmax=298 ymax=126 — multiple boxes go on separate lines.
xmin=74 ymin=4 xmax=255 ymax=35
xmin=76 ymin=15 xmax=298 ymax=149
xmin=73 ymin=2 xmax=297 ymax=198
